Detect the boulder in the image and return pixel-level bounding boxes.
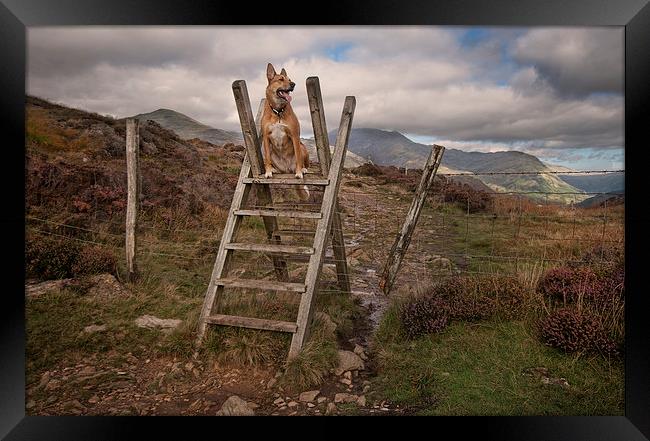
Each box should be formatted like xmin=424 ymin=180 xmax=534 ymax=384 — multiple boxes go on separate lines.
xmin=334 ymin=350 xmax=365 ymax=376
xmin=314 ymin=312 xmax=337 ymax=334
xmin=87 ymin=274 xmax=130 ymax=299
xmin=216 ymin=395 xmax=255 ymax=416
xmin=334 ymin=393 xmax=358 ymax=404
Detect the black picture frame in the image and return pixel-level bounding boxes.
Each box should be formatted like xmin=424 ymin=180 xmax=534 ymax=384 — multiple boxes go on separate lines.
xmin=2 ymin=0 xmax=649 ymax=439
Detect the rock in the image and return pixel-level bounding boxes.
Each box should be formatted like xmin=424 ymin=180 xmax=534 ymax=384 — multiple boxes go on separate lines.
xmin=216 ymin=395 xmax=255 ymax=416
xmin=343 ymin=371 xmax=352 ymax=380
xmin=430 ymin=257 xmax=453 ymax=272
xmin=87 ymin=395 xmax=99 ymax=404
xmin=135 ymin=315 xmax=182 ymax=331
xmin=299 ymin=390 xmax=320 ymax=402
xmin=348 ymin=257 xmax=360 ymax=267
xmin=335 ymin=350 xmax=365 ymax=376
xmin=83 ymin=324 xmax=107 ymax=334
xmin=541 ymin=376 xmax=570 ymax=388
xmin=307 ymin=403 xmax=315 ymax=408
xmin=357 ymin=395 xmax=366 ymax=407
xmin=326 ymin=402 xmax=337 ymax=415
xmin=266 ymin=377 xmax=277 ymax=389
xmin=273 ymin=397 xmax=285 ymax=406
xmin=334 ymin=393 xmax=358 ymax=404
xmin=363 ymin=385 xmax=371 ymax=393
xmin=340 ymin=377 xmax=352 ymax=386
xmin=317 ymin=397 xmax=327 ymax=404
xmin=26 ymin=400 xmax=35 ymax=409
xmin=247 ymin=402 xmax=260 ymax=409
xmin=353 ymin=344 xmax=367 ymax=360
xmin=25 ymin=279 xmax=73 ymax=298
xmin=37 ymin=371 xmax=51 ymax=390
xmin=314 ymin=312 xmax=337 ymax=334
xmin=86 ymin=274 xmax=130 ymax=299
xmin=45 ymin=379 xmax=61 ymax=391
xmin=287 ymin=401 xmax=298 ymax=408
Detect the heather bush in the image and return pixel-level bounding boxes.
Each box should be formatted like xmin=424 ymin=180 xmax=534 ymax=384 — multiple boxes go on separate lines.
xmin=25 ymin=236 xmax=81 ymax=280
xmin=399 ymin=294 xmax=449 ymax=339
xmin=538 ymin=307 xmax=620 ymax=357
xmin=71 ymin=245 xmax=117 ymax=277
xmin=430 ymin=276 xmax=495 ymax=322
xmin=538 ymin=265 xmax=624 ymax=306
xmin=472 ymin=275 xmax=527 ymax=319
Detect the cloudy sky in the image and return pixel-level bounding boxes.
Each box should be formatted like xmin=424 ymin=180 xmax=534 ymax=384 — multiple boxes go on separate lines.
xmin=27 ymin=26 xmax=624 ymax=170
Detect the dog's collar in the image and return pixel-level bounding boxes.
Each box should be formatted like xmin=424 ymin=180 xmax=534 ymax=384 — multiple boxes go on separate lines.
xmin=270 ymin=105 xmax=286 ymax=117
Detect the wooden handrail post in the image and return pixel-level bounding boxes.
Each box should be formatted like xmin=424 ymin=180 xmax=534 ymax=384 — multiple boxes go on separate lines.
xmin=125 ymin=118 xmax=140 ymax=282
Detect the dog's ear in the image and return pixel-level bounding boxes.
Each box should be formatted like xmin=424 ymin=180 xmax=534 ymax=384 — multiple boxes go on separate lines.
xmin=266 ymin=63 xmax=277 ymax=82
xmin=280 ymin=68 xmax=287 ymax=76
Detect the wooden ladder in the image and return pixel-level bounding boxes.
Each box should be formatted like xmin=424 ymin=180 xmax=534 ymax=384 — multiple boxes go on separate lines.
xmin=195 ymin=77 xmax=355 ymax=359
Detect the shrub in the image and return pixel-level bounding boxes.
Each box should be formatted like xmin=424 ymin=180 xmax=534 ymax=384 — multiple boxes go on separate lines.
xmin=25 ymin=236 xmax=81 ymax=280
xmin=71 ymin=245 xmax=117 ymax=277
xmin=429 ymin=276 xmax=495 ymax=322
xmin=538 ymin=307 xmax=620 ymax=357
xmin=538 ymin=265 xmax=624 ymax=306
xmin=473 ymin=275 xmax=527 ymax=319
xmin=399 ymin=294 xmax=449 ymax=339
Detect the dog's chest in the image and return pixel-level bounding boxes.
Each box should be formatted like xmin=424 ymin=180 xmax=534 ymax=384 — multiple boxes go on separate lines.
xmin=268 ymin=122 xmax=290 ymax=147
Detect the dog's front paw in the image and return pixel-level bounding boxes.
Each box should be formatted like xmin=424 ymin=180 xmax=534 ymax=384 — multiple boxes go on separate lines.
xmin=301 ymin=167 xmax=308 ymax=174
xmin=295 ymin=171 xmax=304 ymax=179
xmin=264 ymin=171 xmax=273 ymax=178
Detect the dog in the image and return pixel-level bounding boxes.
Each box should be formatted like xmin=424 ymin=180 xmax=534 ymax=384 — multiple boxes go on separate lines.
xmin=261 ymin=63 xmax=311 ymax=200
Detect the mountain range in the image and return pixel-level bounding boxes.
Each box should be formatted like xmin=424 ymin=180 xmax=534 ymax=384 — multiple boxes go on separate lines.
xmin=132 ymin=109 xmax=623 ymax=204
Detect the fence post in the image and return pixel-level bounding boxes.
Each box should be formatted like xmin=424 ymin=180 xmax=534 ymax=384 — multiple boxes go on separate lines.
xmin=125 ymin=118 xmax=140 ymax=282
xmin=379 ymin=144 xmax=445 ymax=295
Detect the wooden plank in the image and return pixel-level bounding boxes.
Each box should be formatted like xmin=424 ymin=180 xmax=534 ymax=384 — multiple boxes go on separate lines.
xmin=274 ymin=229 xmax=316 ymax=236
xmin=233 ymin=82 xmax=288 ymax=281
xmin=205 ymin=314 xmax=298 ymax=333
xmin=379 ymin=144 xmax=445 ymax=295
xmin=195 ymin=100 xmax=264 ymax=349
xmin=277 ymin=253 xmax=338 ymax=265
xmin=289 ymin=95 xmax=356 ymax=359
xmin=306 ymin=76 xmax=350 ymax=294
xmin=232 ymin=81 xmax=264 ymax=176
xmin=215 ymin=278 xmax=305 ymax=293
xmin=125 ymin=118 xmax=139 ymax=282
xmin=234 ymin=209 xmax=322 ymax=219
xmin=225 ymin=242 xmax=314 ymax=255
xmin=243 ymin=176 xmax=329 ymax=186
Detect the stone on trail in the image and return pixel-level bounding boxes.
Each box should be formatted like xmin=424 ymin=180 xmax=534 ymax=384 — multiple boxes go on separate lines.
xmin=83 ymin=324 xmax=107 ymax=334
xmin=326 ymin=402 xmax=337 ymax=415
xmin=216 ymin=395 xmax=255 ymax=416
xmin=335 ymin=350 xmax=365 ymax=376
xmin=299 ymin=390 xmax=320 ymax=402
xmin=334 ymin=393 xmax=358 ymax=404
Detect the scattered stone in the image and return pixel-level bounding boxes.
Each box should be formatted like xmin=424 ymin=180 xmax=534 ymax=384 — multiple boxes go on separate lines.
xmin=25 ymin=279 xmax=73 ymax=298
xmin=273 ymin=398 xmax=285 ymax=406
xmin=334 ymin=393 xmax=358 ymax=404
xmin=307 ymin=403 xmax=316 ymax=408
xmin=326 ymin=402 xmax=337 ymax=415
xmin=299 ymin=390 xmax=320 ymax=402
xmin=353 ymin=344 xmax=368 ymax=361
xmin=216 ymin=396 xmax=255 ymax=416
xmin=87 ymin=395 xmax=99 ymax=404
xmin=86 ymin=274 xmax=130 ymax=299
xmin=37 ymin=372 xmax=51 ymax=390
xmin=340 ymin=377 xmax=352 ymax=386
xmin=266 ymin=377 xmax=277 ymax=389
xmin=287 ymin=401 xmax=298 ymax=408
xmin=135 ymin=315 xmax=182 ymax=331
xmin=335 ymin=350 xmax=365 ymax=376
xmin=289 ymin=411 xmax=298 ymax=416
xmin=357 ymin=395 xmax=366 ymax=407
xmin=184 ymin=362 xmax=194 ymax=371
xmin=343 ymin=371 xmax=352 ymax=380
xmin=83 ymin=324 xmax=107 ymax=334
xmin=247 ymin=402 xmax=260 ymax=409
xmin=45 ymin=379 xmax=61 ymax=391
xmin=26 ymin=400 xmax=35 ymax=409
xmin=317 ymin=397 xmax=327 ymax=404
xmin=541 ymin=376 xmax=570 ymax=388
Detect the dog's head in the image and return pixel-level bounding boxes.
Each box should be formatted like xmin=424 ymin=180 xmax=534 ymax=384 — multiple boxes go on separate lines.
xmin=266 ymin=63 xmax=295 ymax=108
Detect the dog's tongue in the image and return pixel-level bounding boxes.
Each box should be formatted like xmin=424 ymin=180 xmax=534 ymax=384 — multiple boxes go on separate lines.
xmin=279 ymin=91 xmax=292 ymax=102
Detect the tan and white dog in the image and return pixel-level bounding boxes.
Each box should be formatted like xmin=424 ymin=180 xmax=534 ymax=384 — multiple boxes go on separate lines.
xmin=261 ymin=63 xmax=311 ymax=200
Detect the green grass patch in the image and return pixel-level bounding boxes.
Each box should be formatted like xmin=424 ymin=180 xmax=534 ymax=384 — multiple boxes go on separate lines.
xmin=371 ymin=312 xmax=623 ymax=415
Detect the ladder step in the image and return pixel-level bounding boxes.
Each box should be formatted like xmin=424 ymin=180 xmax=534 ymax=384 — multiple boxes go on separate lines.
xmin=205 ymin=314 xmax=298 ymax=333
xmin=216 ymin=277 xmax=306 ymax=292
xmin=235 ymin=209 xmax=322 ymax=219
xmin=277 ymin=254 xmax=338 ymax=265
xmin=225 ymin=242 xmax=314 ymax=255
xmin=244 ymin=176 xmax=329 ymax=186
xmin=274 ymin=229 xmax=317 ymax=236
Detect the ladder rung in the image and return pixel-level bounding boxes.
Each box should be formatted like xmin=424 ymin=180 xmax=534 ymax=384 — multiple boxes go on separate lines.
xmin=244 ymin=176 xmax=329 ymax=186
xmin=205 ymin=314 xmax=298 ymax=333
xmin=274 ymin=229 xmax=316 ymax=236
xmin=277 ymin=254 xmax=338 ymax=265
xmin=215 ymin=277 xmax=306 ymax=292
xmin=225 ymin=242 xmax=314 ymax=255
xmin=234 ymin=209 xmax=322 ymax=219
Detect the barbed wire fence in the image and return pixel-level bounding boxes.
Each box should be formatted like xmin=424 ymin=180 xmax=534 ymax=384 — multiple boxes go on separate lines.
xmin=26 ymin=165 xmax=624 ymax=299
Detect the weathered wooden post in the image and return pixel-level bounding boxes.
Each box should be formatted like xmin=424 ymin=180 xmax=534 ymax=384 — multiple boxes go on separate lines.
xmin=125 ymin=118 xmax=140 ymax=282
xmin=379 ymin=144 xmax=445 ymax=295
